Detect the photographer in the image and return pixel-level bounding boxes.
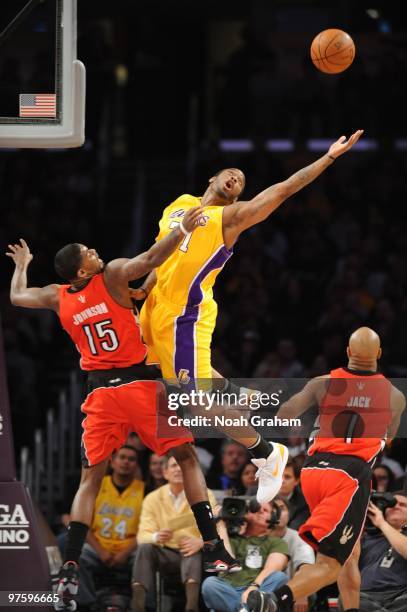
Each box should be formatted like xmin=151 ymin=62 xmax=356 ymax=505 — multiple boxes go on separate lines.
xmin=202 ymin=500 xmax=289 ymax=611
xmin=357 ymin=491 xmax=407 ymax=612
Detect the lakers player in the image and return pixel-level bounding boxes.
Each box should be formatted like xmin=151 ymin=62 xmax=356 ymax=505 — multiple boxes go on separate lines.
xmin=137 ymin=130 xmax=364 ymax=503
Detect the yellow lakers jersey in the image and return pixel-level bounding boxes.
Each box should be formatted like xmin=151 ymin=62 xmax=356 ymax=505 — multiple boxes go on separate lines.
xmin=154 ymin=194 xmax=233 ymax=307
xmin=91 ymin=475 xmax=144 ymax=554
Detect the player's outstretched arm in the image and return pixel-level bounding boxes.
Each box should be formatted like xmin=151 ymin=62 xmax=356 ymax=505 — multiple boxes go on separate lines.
xmin=6 ymin=239 xmax=59 ymax=310
xmin=106 ymin=206 xmax=204 ymax=283
xmin=223 ymin=130 xmax=363 ymax=243
xmin=277 ymin=376 xmax=328 ymax=419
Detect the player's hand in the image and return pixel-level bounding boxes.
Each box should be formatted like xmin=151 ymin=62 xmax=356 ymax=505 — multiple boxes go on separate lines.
xmin=156 ymin=528 xmax=173 ymax=544
xmin=6 ymin=239 xmax=33 ymax=267
xmin=61 ymin=513 xmax=71 ymax=529
xmin=294 ymin=597 xmax=309 ymax=612
xmin=181 ymin=206 xmax=206 ymax=233
xmin=179 ymin=536 xmax=203 ymax=557
xmin=109 ymin=549 xmax=130 ymax=567
xmin=212 ymin=504 xmax=222 ymax=519
xmin=367 ymin=501 xmax=386 ymax=530
xmin=327 ymin=130 xmax=364 ymax=159
xmin=129 ymin=287 xmax=147 ymax=301
xmin=241 ymin=586 xmax=258 ymax=604
xmin=98 ymin=548 xmax=114 ymax=565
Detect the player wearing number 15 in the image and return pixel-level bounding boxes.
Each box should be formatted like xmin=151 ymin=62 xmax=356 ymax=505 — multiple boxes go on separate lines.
xmin=6 ymin=206 xmax=231 ymax=612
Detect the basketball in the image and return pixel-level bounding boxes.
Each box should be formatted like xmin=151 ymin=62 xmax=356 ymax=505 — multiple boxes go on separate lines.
xmin=310 ymin=28 xmax=355 ymax=74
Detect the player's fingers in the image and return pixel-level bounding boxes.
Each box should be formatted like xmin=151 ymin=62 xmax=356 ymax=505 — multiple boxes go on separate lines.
xmin=20 ymin=238 xmax=29 ymax=248
xmin=338 ymin=135 xmax=346 ymax=144
xmin=7 ymin=244 xmax=17 ymax=252
xmin=351 ymin=129 xmax=363 ymax=142
xmin=189 ymin=211 xmax=205 ymax=225
xmin=352 ymin=130 xmax=363 ymax=143
xmin=187 ymin=206 xmax=201 ymax=214
xmin=189 ymin=207 xmax=203 ymax=218
xmin=189 ymin=213 xmax=202 ymax=224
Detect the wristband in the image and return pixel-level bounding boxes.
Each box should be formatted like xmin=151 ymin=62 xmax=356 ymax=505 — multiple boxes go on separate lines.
xmin=179 ymin=219 xmax=190 ymax=236
xmin=327 ymin=154 xmax=336 ymax=161
xmin=222 ymin=378 xmax=241 ymax=397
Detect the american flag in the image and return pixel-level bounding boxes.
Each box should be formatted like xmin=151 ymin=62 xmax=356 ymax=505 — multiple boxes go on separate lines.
xmin=19 ymin=93 xmax=56 ymax=117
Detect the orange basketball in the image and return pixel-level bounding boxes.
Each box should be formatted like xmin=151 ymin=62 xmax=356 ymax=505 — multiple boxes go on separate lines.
xmin=310 ymin=29 xmax=355 ymax=74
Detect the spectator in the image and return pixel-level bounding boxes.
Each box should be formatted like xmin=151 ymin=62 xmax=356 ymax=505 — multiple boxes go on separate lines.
xmin=285 ymin=436 xmax=306 ymax=459
xmin=126 ymin=432 xmax=147 ymax=454
xmin=277 ymin=339 xmax=305 ymax=378
xmin=143 ymin=452 xmax=166 ymax=495
xmin=373 ymin=464 xmax=396 ymax=493
xmin=380 ymin=448 xmax=405 ymax=481
xmin=132 ymin=455 xmax=217 ymax=612
xmin=207 ymin=440 xmax=249 ymax=496
xmin=270 ymin=497 xmax=315 ymax=612
xmin=202 ymin=501 xmax=288 ymax=612
xmin=356 ymin=491 xmax=407 ymax=612
xmin=279 ymin=457 xmax=309 ymax=530
xmin=67 ymin=445 xmax=144 ymax=608
xmin=195 ymin=444 xmax=215 ymax=476
xmin=240 ymin=461 xmax=258 ymax=494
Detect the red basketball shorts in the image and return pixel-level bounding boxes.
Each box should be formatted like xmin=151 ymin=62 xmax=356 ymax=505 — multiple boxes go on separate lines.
xmin=299 ymin=452 xmax=372 ymax=565
xmin=80 ymin=365 xmax=193 ymax=467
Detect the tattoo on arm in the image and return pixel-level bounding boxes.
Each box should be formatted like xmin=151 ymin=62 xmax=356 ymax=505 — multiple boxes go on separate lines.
xmin=283 ymin=155 xmax=332 ymax=195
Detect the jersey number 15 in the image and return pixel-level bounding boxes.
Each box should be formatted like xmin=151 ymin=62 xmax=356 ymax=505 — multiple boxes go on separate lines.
xmin=83 ymin=319 xmax=119 ymax=355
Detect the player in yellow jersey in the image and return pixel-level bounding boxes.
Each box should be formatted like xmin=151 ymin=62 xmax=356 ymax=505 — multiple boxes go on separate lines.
xmin=137 ymin=130 xmax=364 ymax=505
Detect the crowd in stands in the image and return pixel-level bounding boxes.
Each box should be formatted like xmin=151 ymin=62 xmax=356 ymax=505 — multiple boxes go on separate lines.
xmin=53 ymin=436 xmax=407 ymax=612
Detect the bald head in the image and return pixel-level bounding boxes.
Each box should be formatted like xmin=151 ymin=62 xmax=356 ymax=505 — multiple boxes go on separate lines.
xmin=347 ymin=327 xmax=381 ymax=364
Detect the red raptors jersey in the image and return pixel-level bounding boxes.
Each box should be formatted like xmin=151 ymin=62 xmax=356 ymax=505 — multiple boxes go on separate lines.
xmin=308 ymin=367 xmax=392 ymax=462
xmin=58 ymin=273 xmax=146 ymax=370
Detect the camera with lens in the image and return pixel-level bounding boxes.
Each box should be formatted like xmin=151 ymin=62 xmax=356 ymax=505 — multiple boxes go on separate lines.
xmin=219 ymin=496 xmax=281 ymax=535
xmin=365 ymin=491 xmax=397 ymax=534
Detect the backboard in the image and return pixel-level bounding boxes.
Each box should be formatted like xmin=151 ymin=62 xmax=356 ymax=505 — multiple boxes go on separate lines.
xmin=0 ymin=0 xmax=85 ymax=148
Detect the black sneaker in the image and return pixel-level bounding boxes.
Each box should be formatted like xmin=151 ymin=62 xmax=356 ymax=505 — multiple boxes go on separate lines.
xmin=247 ymin=590 xmax=278 ymax=612
xmin=54 ymin=561 xmax=79 ymax=611
xmin=203 ymin=539 xmax=242 ymax=573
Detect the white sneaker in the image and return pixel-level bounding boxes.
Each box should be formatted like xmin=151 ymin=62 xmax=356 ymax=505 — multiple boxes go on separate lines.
xmin=251 ymin=443 xmax=289 ymax=503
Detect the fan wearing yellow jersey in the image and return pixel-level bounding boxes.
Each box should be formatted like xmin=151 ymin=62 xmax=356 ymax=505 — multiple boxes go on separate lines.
xmin=71 ymin=445 xmax=144 ymax=607
xmin=137 ymin=130 xmax=363 ymax=504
